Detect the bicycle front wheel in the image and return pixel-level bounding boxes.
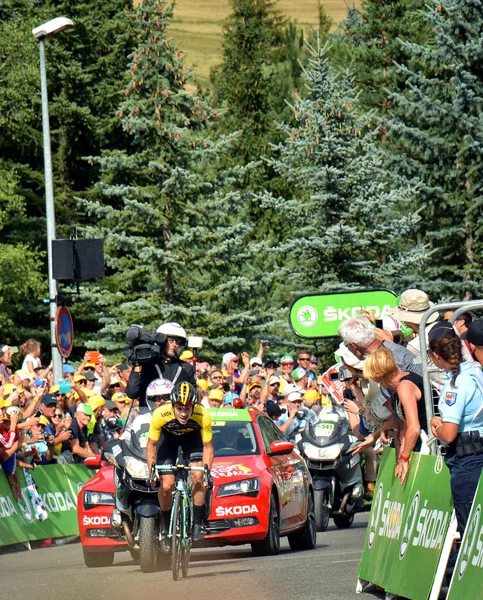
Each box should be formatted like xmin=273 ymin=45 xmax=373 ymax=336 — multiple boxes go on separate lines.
xmin=171 ymin=491 xmax=182 ymax=581
xmin=181 ymin=497 xmax=191 ymax=578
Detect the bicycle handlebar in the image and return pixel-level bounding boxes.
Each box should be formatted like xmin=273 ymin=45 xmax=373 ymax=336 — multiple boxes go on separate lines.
xmin=155 ymin=464 xmax=206 ymax=473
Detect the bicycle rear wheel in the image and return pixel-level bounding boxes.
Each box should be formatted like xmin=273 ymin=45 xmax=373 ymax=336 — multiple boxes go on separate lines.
xmin=181 ymin=497 xmax=191 ymax=578
xmin=171 ymin=492 xmax=182 ymax=581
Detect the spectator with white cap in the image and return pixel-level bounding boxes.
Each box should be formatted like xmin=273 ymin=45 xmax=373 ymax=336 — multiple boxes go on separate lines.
xmin=275 ymin=391 xmax=317 ymax=440
xmin=259 ymin=374 xmax=282 ymax=408
xmin=222 ymin=351 xmax=249 ymax=393
xmin=0 ymin=345 xmax=17 ymax=384
xmin=280 ymin=354 xmax=295 ymax=386
xmin=291 ymin=367 xmax=310 ymax=392
xmin=466 ymin=320 xmax=483 ymax=365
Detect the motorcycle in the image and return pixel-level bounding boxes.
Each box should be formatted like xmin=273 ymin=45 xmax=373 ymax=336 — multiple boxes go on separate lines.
xmin=296 ymin=404 xmax=366 ymax=531
xmin=103 ymin=404 xmax=169 ymax=573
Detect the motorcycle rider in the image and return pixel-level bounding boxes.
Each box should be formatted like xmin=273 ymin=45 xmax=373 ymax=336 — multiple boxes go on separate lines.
xmin=126 ymin=322 xmax=196 ymax=406
xmin=121 ymin=379 xmax=174 ymax=437
xmin=146 ymin=381 xmax=213 ymax=542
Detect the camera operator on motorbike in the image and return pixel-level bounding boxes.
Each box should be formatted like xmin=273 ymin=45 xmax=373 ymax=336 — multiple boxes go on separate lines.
xmin=126 ymin=322 xmax=196 ymax=407
xmin=146 ymin=381 xmax=213 ymax=543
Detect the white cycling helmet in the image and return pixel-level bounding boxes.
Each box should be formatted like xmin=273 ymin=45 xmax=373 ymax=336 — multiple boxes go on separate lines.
xmin=146 ymin=378 xmax=174 ymax=398
xmin=156 ymin=322 xmax=187 ymax=341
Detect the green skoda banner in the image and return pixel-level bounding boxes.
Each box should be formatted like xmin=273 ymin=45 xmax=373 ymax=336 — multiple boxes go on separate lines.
xmin=447 ymin=475 xmax=483 ymax=598
xmin=0 ymin=464 xmax=91 ymax=546
xmin=358 ymin=449 xmax=454 ymax=600
xmin=289 ymin=289 xmax=398 ymax=338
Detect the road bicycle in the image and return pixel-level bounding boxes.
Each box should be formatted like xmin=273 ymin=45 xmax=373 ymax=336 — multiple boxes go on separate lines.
xmin=152 ymin=463 xmax=209 ymax=580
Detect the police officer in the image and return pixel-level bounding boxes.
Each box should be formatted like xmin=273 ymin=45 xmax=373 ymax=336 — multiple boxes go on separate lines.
xmin=126 ymin=322 xmax=196 ymax=406
xmin=429 ymin=321 xmax=483 ymax=537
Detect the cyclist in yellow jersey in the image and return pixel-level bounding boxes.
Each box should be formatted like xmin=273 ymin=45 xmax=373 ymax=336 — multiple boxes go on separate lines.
xmin=146 ymin=381 xmax=213 ymax=542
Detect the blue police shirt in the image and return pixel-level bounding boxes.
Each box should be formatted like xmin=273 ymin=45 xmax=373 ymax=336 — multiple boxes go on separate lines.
xmin=438 ymin=361 xmax=483 ymax=434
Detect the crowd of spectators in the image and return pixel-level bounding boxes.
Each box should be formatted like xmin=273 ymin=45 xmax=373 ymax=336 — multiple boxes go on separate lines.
xmin=1 ymin=291 xmax=483 ymax=540
xmin=0 ymin=337 xmax=335 ymax=502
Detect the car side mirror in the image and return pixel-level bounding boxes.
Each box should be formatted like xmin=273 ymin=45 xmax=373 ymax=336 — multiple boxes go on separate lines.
xmin=268 ymin=440 xmax=294 ymax=456
xmin=84 ymin=455 xmax=102 ymax=469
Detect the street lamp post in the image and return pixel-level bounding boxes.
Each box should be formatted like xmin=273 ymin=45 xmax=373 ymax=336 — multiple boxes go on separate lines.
xmin=32 ymin=17 xmax=74 ymax=383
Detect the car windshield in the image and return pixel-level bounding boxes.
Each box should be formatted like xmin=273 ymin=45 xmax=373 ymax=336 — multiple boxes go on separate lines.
xmin=212 ymin=420 xmax=259 ymax=457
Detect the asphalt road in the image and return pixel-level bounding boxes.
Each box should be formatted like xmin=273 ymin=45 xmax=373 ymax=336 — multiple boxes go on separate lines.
xmin=0 ymin=514 xmax=376 ymax=600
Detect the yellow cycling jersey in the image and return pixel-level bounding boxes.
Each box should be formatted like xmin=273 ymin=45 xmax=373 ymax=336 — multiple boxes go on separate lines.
xmin=148 ymin=403 xmax=212 ymax=443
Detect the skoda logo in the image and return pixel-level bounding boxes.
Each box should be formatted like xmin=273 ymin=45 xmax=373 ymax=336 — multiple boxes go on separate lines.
xmin=297 ymin=306 xmax=318 ymax=327
xmin=400 ymin=491 xmax=420 ymax=560
xmin=458 ymin=505 xmax=481 ymax=580
xmin=368 ymin=483 xmax=384 ymax=549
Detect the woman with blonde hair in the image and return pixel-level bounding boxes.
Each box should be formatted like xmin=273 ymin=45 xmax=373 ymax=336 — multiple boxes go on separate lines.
xmin=363 ymin=346 xmax=427 ymax=484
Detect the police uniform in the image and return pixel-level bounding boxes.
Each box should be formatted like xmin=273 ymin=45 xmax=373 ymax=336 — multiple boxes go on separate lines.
xmin=148 ymin=404 xmax=212 ymax=465
xmin=439 ymin=361 xmax=483 ymax=535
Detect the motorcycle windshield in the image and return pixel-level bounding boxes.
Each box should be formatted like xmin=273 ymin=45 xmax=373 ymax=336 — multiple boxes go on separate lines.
xmin=121 ymin=406 xmax=153 ymax=461
xmin=305 ymin=406 xmax=347 ymax=447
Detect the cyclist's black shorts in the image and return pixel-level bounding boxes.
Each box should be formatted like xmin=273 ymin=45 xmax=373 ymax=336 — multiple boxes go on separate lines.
xmin=156 ymin=429 xmax=203 ymax=468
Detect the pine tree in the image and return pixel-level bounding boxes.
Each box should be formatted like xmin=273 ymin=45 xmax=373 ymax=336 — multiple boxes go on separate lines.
xmin=386 ymin=0 xmax=483 ymax=299
xmin=75 ymin=0 xmax=218 ymax=352
xmin=256 ymin=44 xmax=426 ymax=307
xmin=210 ymin=0 xmax=287 ymax=162
xmin=338 ymin=0 xmax=428 ymax=117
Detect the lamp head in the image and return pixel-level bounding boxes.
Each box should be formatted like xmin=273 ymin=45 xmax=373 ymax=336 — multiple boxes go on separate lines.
xmin=32 ymin=17 xmax=74 ymax=40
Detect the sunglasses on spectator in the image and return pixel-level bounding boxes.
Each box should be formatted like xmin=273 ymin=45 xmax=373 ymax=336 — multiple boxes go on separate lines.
xmin=84 ymin=366 xmax=96 ymax=371
xmin=167 ymin=337 xmax=183 ymax=345
xmin=211 ymin=375 xmax=223 ymax=380
xmin=53 ymin=413 xmax=63 ymax=418
xmin=298 ymin=357 xmax=310 ymax=362
xmin=282 ymin=361 xmax=294 ymax=366
xmin=109 ymin=384 xmax=121 ymax=389
xmin=270 ymin=382 xmax=280 ymax=387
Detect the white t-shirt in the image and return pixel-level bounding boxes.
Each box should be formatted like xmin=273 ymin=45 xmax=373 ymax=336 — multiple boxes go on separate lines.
xmin=21 ymin=354 xmax=41 ymax=373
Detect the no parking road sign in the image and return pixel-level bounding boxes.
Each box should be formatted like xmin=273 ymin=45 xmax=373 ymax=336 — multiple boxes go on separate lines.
xmin=55 ymin=306 xmax=74 ymax=358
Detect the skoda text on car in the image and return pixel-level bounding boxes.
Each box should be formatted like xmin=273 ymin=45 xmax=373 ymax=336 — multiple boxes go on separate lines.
xmin=78 ymin=460 xmax=128 ymax=567
xmin=204 ymin=407 xmax=316 ymax=555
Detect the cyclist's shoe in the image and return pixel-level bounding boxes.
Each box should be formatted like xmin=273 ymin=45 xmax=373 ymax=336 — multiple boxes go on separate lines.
xmin=192 ymin=524 xmax=205 ymax=542
xmin=160 ymin=536 xmax=171 ymax=554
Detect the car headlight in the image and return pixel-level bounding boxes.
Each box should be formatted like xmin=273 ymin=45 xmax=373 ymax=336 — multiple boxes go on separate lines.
xmin=302 ymin=443 xmax=344 ymax=461
xmin=124 ymin=456 xmax=150 ymax=480
xmin=217 ymin=478 xmax=260 ymax=498
xmin=83 ymin=491 xmax=115 ymax=509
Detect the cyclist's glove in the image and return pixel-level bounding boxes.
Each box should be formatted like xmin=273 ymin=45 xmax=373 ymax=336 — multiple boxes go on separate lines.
xmin=204 ymin=469 xmax=214 ymax=490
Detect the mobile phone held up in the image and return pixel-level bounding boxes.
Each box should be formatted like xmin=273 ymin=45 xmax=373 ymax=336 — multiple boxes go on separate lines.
xmin=86 ymin=350 xmax=100 ymax=364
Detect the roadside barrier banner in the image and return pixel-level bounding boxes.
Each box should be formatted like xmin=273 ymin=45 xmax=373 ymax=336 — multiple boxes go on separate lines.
xmin=358 ymin=449 xmax=453 ymax=600
xmin=0 ymin=464 xmax=91 ymax=546
xmin=447 ymin=475 xmax=483 ymax=598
